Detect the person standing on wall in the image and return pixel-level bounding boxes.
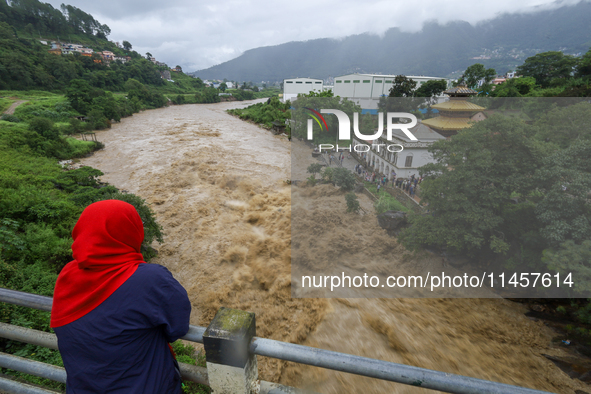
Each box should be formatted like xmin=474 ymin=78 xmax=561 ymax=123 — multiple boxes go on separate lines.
xmin=51 ymin=200 xmax=191 ymax=394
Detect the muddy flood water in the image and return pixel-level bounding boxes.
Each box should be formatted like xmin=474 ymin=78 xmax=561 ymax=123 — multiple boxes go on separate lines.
xmin=79 ymin=101 xmax=590 ymax=393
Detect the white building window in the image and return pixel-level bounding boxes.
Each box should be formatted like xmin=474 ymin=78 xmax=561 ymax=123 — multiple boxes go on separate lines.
xmin=405 ymin=155 xmax=413 ymax=167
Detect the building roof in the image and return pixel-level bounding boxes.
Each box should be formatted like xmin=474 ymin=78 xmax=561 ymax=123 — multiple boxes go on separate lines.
xmin=335 ymin=73 xmax=449 ymax=80
xmin=421 ymin=116 xmax=475 ymax=131
xmin=431 ymin=100 xmax=485 ymax=112
xmin=443 ymin=85 xmax=478 ymax=95
xmin=389 ymin=122 xmax=446 ymax=142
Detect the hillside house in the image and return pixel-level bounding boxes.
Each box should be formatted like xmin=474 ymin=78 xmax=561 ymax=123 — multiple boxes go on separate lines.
xmin=100 ymin=51 xmax=115 ymax=61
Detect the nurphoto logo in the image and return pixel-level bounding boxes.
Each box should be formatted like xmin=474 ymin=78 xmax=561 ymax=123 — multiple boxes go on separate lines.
xmin=306 ymin=109 xmax=419 ymax=153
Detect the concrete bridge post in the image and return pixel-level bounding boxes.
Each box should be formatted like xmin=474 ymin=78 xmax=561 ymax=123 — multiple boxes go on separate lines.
xmin=203 ymin=307 xmax=258 ymax=394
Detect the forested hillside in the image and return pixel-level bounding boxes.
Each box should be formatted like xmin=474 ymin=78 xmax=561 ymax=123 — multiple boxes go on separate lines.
xmin=0 ymin=0 xmax=110 ymax=38
xmin=194 ymin=1 xmax=591 ymax=81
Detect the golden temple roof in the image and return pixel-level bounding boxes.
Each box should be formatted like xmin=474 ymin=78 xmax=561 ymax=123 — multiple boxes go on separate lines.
xmin=443 ymin=85 xmax=478 ymax=95
xmin=422 ymin=116 xmax=475 ymax=131
xmin=431 ymin=100 xmax=485 ymax=112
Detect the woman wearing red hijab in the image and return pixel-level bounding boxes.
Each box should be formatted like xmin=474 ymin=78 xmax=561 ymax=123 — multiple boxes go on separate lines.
xmin=51 ymin=200 xmax=191 ymax=393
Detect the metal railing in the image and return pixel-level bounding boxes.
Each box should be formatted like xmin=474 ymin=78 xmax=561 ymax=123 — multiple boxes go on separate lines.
xmin=0 ymin=288 xmax=555 ymax=394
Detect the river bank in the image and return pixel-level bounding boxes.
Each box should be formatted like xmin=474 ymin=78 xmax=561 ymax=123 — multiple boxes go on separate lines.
xmin=78 ymin=101 xmax=590 ymax=393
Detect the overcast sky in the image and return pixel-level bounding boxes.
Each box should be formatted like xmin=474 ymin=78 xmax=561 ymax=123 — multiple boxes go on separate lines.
xmin=43 ymin=0 xmax=585 ymax=72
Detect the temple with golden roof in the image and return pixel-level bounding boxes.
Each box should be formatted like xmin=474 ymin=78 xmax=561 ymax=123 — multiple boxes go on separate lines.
xmin=422 ymin=85 xmax=485 ymax=138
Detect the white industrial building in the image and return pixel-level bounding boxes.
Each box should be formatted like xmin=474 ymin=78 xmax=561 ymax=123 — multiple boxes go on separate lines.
xmin=333 ymin=73 xmax=452 ymax=110
xmin=283 ymin=78 xmax=323 ymax=101
xmin=352 ymin=122 xmax=445 ymax=179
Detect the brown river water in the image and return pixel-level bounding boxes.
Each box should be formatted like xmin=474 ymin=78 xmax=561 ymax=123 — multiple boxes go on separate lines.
xmin=79 ymin=101 xmax=589 ymax=393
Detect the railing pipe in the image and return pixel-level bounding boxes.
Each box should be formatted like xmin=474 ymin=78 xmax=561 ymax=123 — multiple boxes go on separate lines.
xmin=249 ymin=337 xmax=553 ymax=394
xmin=0 ymin=289 xmax=52 ymax=312
xmin=0 ymin=288 xmax=555 ymax=394
xmin=0 ymin=289 xmax=205 ymax=344
xmin=0 ymin=376 xmax=60 ymax=394
xmin=0 ymin=352 xmax=66 ymax=384
xmin=178 ymin=363 xmax=208 ymax=386
xmin=182 ymin=325 xmax=205 ymax=344
xmin=0 ymin=323 xmax=207 ymax=386
xmin=0 ymin=323 xmax=58 ymax=350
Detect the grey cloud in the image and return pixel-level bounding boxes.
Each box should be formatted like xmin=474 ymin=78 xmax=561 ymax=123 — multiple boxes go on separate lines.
xmin=42 ymin=0 xmax=586 ymax=72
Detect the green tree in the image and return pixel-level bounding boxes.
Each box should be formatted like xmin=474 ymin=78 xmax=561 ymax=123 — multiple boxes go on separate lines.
xmin=24 ymin=23 xmax=35 ymax=37
xmin=415 ymin=79 xmax=448 ymax=116
xmin=414 ymin=79 xmax=448 ymax=99
xmin=576 ymin=47 xmax=591 ymax=80
xmin=202 ymin=87 xmax=221 ymax=103
xmin=333 ymin=167 xmax=356 ymax=191
xmin=307 ymin=163 xmax=323 ymax=178
xmin=65 ymin=79 xmax=95 ymax=114
xmin=543 ymin=240 xmax=591 ymax=295
xmin=517 ymin=51 xmax=578 ymax=88
xmin=491 ymin=76 xmax=537 ymax=97
xmin=345 ymin=192 xmax=361 ymax=213
xmin=122 ymin=40 xmax=132 ymax=51
xmin=533 ymin=102 xmax=591 ymax=148
xmin=145 ymin=52 xmax=152 ymax=60
xmin=87 ymin=108 xmax=109 ymax=130
xmin=321 ymin=167 xmax=334 ymax=183
xmin=219 ymin=82 xmax=227 ymax=92
xmin=459 ymin=63 xmax=496 ymax=89
xmin=92 ymin=92 xmax=121 ymax=122
xmin=535 ymin=140 xmax=591 ymax=247
xmin=29 ymin=117 xmax=59 ymax=140
xmin=387 ymin=75 xmax=417 ymax=97
xmin=399 ymin=116 xmax=546 ymax=260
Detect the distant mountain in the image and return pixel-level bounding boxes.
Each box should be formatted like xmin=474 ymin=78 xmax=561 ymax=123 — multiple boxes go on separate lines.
xmin=192 ymin=1 xmax=591 ymax=82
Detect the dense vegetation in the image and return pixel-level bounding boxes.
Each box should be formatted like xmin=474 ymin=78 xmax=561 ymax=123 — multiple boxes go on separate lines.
xmin=458 ymin=48 xmax=591 ymax=97
xmin=227 ymin=96 xmax=291 ymax=128
xmin=397 ymin=99 xmax=591 ymax=303
xmin=0 ymin=1 xmax=199 ymax=389
xmin=0 ymin=90 xmax=167 ymax=388
xmin=0 ymin=0 xmax=110 ymax=39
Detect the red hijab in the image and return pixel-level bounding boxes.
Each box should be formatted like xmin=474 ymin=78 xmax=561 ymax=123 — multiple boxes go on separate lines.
xmin=51 ymin=200 xmax=145 ymax=328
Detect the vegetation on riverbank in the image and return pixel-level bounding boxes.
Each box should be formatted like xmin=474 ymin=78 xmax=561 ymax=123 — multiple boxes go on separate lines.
xmin=227 ymin=96 xmax=291 ymax=129
xmin=0 ymin=88 xmax=165 ymax=387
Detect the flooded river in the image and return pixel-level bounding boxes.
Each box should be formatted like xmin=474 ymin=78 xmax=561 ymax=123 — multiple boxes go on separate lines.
xmin=80 ymin=101 xmax=589 ymax=393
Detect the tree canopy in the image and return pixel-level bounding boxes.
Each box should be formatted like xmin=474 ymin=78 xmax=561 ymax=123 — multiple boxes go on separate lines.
xmin=516 ymin=51 xmax=578 ymax=88
xmin=387 ymin=75 xmax=417 ymax=97
xmin=398 ymin=100 xmax=591 ymax=295
xmin=459 ymin=63 xmax=496 ymax=89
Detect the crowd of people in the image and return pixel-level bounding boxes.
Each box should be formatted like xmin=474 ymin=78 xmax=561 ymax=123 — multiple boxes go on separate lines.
xmin=353 ymin=163 xmax=422 ymax=199
xmin=313 ymin=146 xmax=423 ymax=200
